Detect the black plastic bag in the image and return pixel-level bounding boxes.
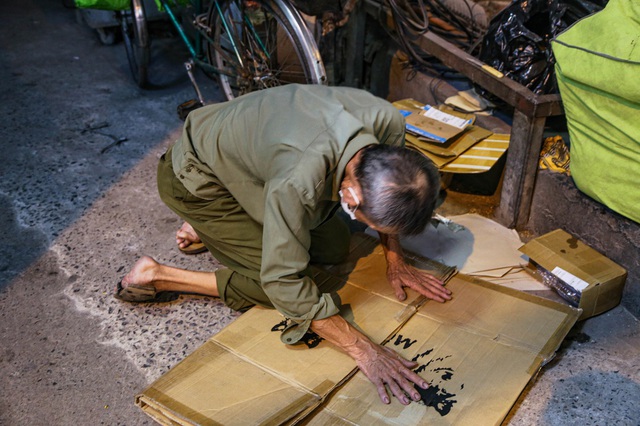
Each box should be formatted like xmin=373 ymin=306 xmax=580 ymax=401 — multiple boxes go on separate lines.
xmin=478 ymin=0 xmax=567 ymax=95
xmin=563 ymin=0 xmax=608 ymax=23
xmin=477 ymin=0 xmax=608 ymax=96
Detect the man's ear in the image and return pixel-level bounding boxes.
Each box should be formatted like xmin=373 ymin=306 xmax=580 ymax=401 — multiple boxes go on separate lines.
xmin=342 ymin=148 xmax=365 ymax=189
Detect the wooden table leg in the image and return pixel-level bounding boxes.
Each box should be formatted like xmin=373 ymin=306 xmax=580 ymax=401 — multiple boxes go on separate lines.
xmin=495 ymin=109 xmax=547 ymax=229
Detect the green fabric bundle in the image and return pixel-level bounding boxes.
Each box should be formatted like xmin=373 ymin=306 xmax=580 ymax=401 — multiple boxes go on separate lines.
xmin=552 ymin=0 xmax=640 ymax=223
xmin=74 ymin=0 xmax=188 ymax=11
xmin=75 ymin=0 xmax=130 ymax=10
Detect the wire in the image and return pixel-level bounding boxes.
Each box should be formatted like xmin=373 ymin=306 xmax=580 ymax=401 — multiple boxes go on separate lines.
xmin=426 ymin=0 xmax=485 ymax=52
xmin=382 ymin=0 xmax=488 ymax=76
xmin=385 ymin=0 xmax=442 ymax=74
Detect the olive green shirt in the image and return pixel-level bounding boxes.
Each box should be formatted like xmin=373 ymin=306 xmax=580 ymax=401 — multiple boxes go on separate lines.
xmin=171 ymin=84 xmax=405 ymax=339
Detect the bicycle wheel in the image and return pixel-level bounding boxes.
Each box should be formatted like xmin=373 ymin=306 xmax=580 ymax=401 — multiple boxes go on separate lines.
xmin=121 ymin=0 xmax=150 ymax=88
xmin=206 ymin=0 xmax=326 ymax=100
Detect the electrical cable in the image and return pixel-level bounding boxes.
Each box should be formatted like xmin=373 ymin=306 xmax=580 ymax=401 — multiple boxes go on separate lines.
xmin=382 ymin=0 xmax=488 ymax=76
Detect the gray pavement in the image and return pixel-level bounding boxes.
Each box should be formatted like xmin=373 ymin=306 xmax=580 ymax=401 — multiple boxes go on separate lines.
xmin=1 ymin=1 xmax=638 ymax=425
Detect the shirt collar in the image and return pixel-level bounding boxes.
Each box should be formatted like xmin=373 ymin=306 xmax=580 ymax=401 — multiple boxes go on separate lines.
xmin=332 ymin=133 xmax=379 ymax=201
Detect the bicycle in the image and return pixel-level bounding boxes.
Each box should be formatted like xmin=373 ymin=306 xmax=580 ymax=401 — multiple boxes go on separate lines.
xmin=119 ymin=0 xmax=327 ymax=109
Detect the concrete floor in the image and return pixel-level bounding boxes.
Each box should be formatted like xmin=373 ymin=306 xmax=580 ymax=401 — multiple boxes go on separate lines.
xmin=1 ymin=1 xmax=638 ymax=425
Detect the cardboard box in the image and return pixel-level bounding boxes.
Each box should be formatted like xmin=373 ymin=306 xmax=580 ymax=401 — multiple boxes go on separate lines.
xmin=519 ymin=229 xmax=627 ymax=320
xmin=136 ymin=234 xmax=580 ymax=425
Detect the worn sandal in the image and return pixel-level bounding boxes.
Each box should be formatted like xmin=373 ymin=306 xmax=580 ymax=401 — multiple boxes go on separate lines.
xmin=115 ymin=281 xmax=179 ymax=303
xmin=179 ymin=241 xmax=208 ymax=255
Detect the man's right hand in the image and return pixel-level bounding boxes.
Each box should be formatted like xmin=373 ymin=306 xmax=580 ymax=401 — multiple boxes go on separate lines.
xmin=311 ymin=315 xmax=428 ymax=405
xmin=353 ymin=339 xmax=429 ymax=405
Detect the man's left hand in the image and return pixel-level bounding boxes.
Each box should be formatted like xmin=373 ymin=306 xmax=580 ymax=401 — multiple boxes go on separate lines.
xmin=387 ymin=260 xmax=452 ymax=302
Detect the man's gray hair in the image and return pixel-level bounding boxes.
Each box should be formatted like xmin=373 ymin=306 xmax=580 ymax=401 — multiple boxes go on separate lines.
xmin=354 ymin=145 xmax=440 ymax=235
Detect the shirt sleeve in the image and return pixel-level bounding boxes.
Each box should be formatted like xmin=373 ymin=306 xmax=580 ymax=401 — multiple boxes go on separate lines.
xmin=378 ymin=103 xmax=406 ymax=148
xmin=260 ymin=178 xmax=340 ymax=344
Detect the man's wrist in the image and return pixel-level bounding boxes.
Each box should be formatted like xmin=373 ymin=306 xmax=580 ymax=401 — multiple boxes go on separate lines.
xmin=311 ymin=315 xmax=375 ymax=360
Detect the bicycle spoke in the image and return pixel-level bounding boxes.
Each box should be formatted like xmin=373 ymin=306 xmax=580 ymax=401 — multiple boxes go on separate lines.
xmin=207 ymin=0 xmax=325 ymax=100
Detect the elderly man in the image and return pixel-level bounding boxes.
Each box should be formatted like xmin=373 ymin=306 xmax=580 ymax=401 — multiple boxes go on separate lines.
xmin=117 ymin=84 xmax=452 ymax=405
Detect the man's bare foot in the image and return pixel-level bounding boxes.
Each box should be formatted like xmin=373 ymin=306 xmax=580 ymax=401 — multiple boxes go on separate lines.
xmin=116 ymin=256 xmax=182 ymax=303
xmin=176 ymin=222 xmax=203 ymax=251
xmin=117 ymin=256 xmax=220 ymax=299
xmin=120 ymin=256 xmax=159 ymax=290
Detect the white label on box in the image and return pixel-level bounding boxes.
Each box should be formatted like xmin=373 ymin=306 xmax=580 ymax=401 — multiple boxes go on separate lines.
xmin=422 ymin=106 xmax=471 ymax=129
xmin=551 ymin=267 xmax=589 ymax=292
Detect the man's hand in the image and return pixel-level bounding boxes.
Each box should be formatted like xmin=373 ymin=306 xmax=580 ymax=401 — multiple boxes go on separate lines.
xmin=354 ymin=341 xmax=428 ymax=405
xmin=312 ymin=315 xmax=428 ymax=405
xmin=387 ymin=259 xmax=452 ymax=302
xmin=379 ymin=232 xmax=452 ymax=303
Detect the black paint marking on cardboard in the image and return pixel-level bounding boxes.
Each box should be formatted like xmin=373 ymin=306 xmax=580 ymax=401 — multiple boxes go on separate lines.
xmin=433 ymin=367 xmax=454 ymax=380
xmin=301 ymin=332 xmax=324 ymax=348
xmin=270 ymin=319 xmax=324 ymax=348
xmin=271 ymin=319 xmax=289 ymax=332
xmin=566 ymin=237 xmax=579 ymax=249
xmin=414 ymin=383 xmax=458 ymax=416
xmin=393 ymin=334 xmax=418 ymax=349
xmin=414 ymin=354 xmax=452 ymax=374
xmin=411 ymin=348 xmax=434 ymax=363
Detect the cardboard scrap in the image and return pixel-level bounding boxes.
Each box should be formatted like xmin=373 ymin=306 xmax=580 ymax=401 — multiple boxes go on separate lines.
xmin=408 ymin=126 xmax=495 ymax=170
xmin=393 ymin=99 xmax=509 ymax=173
xmin=394 ymin=99 xmax=475 ymax=144
xmin=440 ymin=133 xmax=509 ymax=174
xmin=519 ymin=229 xmax=627 ymax=320
xmin=136 ymin=234 xmax=580 ymax=425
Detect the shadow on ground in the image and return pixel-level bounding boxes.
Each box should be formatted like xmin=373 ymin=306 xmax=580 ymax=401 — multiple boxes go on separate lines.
xmin=0 ymin=0 xmax=222 ymax=289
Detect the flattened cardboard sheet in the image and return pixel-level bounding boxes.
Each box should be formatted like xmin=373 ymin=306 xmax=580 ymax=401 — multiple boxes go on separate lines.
xmin=441 ymin=134 xmax=509 ymax=174
xmin=136 ymin=235 xmax=579 ymax=426
xmin=139 ymin=336 xmax=316 ymax=426
xmin=304 ymin=275 xmax=578 ymax=425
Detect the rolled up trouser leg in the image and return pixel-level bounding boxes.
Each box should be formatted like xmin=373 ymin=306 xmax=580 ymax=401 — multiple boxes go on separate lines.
xmin=157 ymin=148 xmax=350 ymax=312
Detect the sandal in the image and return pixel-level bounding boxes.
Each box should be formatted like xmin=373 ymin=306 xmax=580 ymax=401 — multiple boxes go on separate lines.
xmin=179 ymin=241 xmax=208 ymax=255
xmin=115 ymin=281 xmax=179 ymax=303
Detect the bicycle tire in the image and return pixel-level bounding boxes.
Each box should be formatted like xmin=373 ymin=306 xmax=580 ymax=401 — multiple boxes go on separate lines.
xmin=206 ymin=0 xmax=326 ymax=101
xmin=121 ymin=0 xmax=150 ymax=88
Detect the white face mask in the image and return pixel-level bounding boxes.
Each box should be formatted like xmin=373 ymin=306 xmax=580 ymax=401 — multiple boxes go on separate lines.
xmin=339 ymin=187 xmax=360 ymax=220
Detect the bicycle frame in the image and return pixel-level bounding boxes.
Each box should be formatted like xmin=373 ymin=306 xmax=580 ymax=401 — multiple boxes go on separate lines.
xmin=158 ymin=0 xmax=324 ymax=79
xmin=157 ymin=0 xmax=234 ymax=77
xmin=122 ymin=0 xmax=326 ymax=103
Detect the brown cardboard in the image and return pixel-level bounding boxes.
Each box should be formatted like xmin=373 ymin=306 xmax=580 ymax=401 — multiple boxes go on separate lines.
xmin=394 ymin=99 xmax=475 ymax=144
xmin=409 ymin=126 xmax=493 ymax=159
xmin=519 ymin=229 xmax=627 ymax=320
xmin=406 ymin=126 xmax=495 ymax=171
xmin=136 ymin=234 xmax=580 ymax=425
xmin=394 ymin=99 xmax=508 ymax=173
xmin=440 ymin=133 xmax=510 ymax=174
xmin=302 ymin=274 xmax=578 ymax=426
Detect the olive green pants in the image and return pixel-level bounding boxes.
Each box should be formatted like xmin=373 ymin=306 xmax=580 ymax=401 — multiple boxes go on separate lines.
xmin=157 ymin=148 xmax=350 ymax=311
